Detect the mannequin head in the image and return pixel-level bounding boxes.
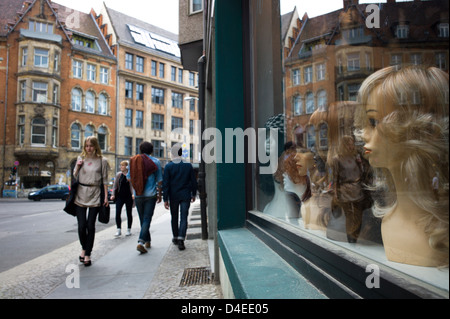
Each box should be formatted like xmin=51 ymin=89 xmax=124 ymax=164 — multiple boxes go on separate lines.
xmin=356 ymin=65 xmax=449 ymax=260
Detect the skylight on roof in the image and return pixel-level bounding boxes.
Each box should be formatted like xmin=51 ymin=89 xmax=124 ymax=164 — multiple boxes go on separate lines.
xmin=127 ymin=24 xmax=180 ymax=57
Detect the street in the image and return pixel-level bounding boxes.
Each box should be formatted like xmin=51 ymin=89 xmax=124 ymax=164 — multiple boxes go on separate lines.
xmin=0 ymin=198 xmax=169 ymax=298
xmin=0 ymin=198 xmax=112 ymax=273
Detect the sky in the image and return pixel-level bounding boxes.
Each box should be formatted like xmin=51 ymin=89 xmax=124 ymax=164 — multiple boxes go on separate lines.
xmin=52 ymin=0 xmax=391 ymax=35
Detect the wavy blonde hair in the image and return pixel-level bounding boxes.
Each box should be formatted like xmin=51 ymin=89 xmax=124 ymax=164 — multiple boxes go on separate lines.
xmin=355 ymin=65 xmax=449 ymax=257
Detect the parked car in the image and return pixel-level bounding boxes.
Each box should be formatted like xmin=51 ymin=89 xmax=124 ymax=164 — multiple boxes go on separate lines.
xmin=28 ymin=184 xmax=70 ymax=201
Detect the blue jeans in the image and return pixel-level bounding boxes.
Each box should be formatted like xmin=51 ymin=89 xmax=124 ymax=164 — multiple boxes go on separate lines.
xmin=169 ymin=199 xmax=191 ymax=241
xmin=135 ymin=196 xmax=157 ymax=244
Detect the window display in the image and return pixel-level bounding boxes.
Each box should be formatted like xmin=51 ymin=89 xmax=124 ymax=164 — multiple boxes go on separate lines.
xmin=253 ymin=0 xmax=448 ymax=294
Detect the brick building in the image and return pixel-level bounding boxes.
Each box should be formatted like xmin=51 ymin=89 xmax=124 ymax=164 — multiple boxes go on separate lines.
xmin=285 ymin=0 xmax=449 ymax=152
xmin=0 ymin=0 xmax=117 ymax=193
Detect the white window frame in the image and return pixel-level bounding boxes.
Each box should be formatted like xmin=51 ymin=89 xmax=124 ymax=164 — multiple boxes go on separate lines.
xmin=190 ymin=0 xmax=203 ymax=14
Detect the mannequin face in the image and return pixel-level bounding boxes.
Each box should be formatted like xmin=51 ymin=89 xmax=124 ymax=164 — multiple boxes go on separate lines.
xmin=294 ymin=152 xmax=311 ymax=176
xmin=362 ymin=93 xmax=403 ymax=170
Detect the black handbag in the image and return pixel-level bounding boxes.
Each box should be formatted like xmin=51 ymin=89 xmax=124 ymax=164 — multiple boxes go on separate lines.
xmin=98 ymin=157 xmax=110 ymax=224
xmin=63 ymin=179 xmax=79 ymax=216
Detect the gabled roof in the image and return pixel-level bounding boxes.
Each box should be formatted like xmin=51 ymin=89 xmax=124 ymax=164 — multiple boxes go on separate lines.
xmin=286 ymin=0 xmax=449 ymax=63
xmin=105 ymin=5 xmax=180 ymax=60
xmin=0 ymin=0 xmax=115 ymax=60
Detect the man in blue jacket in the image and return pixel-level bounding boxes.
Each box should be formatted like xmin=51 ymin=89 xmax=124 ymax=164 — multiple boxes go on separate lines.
xmin=163 ymin=147 xmax=198 ymax=250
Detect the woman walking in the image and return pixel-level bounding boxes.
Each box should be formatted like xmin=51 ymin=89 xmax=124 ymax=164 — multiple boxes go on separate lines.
xmin=73 ymin=136 xmax=109 ymax=266
xmin=111 ymin=160 xmax=135 ymax=237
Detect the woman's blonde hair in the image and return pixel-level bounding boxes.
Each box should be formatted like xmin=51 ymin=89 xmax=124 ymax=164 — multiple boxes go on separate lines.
xmin=81 ymin=136 xmax=103 ymax=158
xmin=355 ymin=65 xmax=449 ymax=257
xmin=120 ymin=160 xmax=129 ymax=166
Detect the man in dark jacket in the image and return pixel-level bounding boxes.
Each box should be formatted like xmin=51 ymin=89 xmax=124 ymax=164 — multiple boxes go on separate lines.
xmin=163 ymin=147 xmax=197 ymax=250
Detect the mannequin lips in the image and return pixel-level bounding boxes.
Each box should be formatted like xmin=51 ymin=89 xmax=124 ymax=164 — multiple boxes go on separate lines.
xmin=363 ymin=147 xmax=372 ymax=154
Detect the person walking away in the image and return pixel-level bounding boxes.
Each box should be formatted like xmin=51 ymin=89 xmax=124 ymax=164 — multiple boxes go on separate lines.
xmin=111 ymin=160 xmax=135 ymax=237
xmin=73 ymin=136 xmax=109 ymax=266
xmin=163 ymin=147 xmax=198 ymax=250
xmin=129 ymin=141 xmax=163 ymax=254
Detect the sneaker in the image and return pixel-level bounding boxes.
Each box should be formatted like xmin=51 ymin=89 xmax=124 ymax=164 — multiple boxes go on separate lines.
xmin=125 ymin=229 xmax=132 ymax=236
xmin=145 ymin=242 xmax=151 ymax=249
xmin=178 ymin=240 xmax=185 ymax=251
xmin=172 ymin=238 xmax=179 ymax=245
xmin=136 ymin=243 xmax=147 ymax=254
xmin=115 ymin=229 xmax=121 ymax=237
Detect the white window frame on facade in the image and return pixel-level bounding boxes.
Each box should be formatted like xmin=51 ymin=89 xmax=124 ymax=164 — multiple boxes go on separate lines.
xmin=71 ymin=88 xmax=82 ymax=111
xmin=438 ymin=23 xmax=449 ymax=37
xmin=190 ymin=0 xmax=203 ymax=14
xmin=85 ymin=124 xmax=95 ymax=138
xmin=20 ymin=81 xmax=27 ymax=102
xmin=22 ymin=47 xmax=28 ymax=66
xmin=18 ymin=115 xmax=25 ymax=146
xmin=317 ymin=90 xmax=327 ymax=112
xmin=87 ymin=64 xmax=96 ymax=82
xmin=85 ymin=91 xmax=95 ymax=113
xmin=73 ymin=60 xmax=83 ymax=79
xmin=304 ymin=66 xmax=312 ymax=83
xmin=316 ymin=63 xmax=326 ymax=81
xmin=347 ymin=52 xmax=360 ymax=71
xmin=34 ymin=48 xmax=49 ymax=68
xmin=52 ymin=118 xmax=58 ymax=148
xmin=305 ymin=92 xmax=315 ymax=114
xmin=98 ymin=126 xmax=108 ymax=151
xmin=396 ymin=24 xmax=409 ymax=39
xmin=100 ymin=67 xmax=109 ymax=84
xmin=136 ymin=56 xmax=144 ymax=72
xmin=293 ymin=95 xmax=302 ymax=115
xmin=32 ymin=81 xmax=48 ymax=103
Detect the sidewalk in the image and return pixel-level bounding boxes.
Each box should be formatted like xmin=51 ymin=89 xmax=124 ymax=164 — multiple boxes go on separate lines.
xmin=44 ymin=199 xmax=223 ymax=299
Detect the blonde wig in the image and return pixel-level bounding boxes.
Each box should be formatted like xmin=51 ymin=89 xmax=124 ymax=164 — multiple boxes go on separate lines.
xmin=355 ymin=65 xmax=449 ymax=256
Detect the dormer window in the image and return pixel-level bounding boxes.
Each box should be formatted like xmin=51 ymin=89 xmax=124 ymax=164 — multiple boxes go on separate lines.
xmin=29 ymin=20 xmax=53 ymax=34
xmin=396 ymin=25 xmax=409 ymax=39
xmin=438 ymin=23 xmax=449 ymax=38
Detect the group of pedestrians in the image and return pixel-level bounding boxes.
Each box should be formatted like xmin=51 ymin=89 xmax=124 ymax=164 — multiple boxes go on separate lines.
xmin=72 ymin=137 xmax=197 ymax=266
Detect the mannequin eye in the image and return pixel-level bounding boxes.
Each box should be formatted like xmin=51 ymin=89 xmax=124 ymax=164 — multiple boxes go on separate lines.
xmin=368 ymin=118 xmax=379 ymax=128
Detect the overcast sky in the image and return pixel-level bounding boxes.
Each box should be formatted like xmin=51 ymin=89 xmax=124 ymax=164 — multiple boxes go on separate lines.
xmin=53 ymin=0 xmax=390 ymax=35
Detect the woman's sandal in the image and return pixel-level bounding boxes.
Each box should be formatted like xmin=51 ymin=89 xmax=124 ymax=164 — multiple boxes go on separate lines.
xmin=79 ymin=256 xmax=84 ymax=263
xmin=84 ymin=258 xmax=92 ymax=267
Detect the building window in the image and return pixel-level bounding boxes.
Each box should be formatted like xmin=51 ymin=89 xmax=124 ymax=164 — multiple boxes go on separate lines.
xmin=396 ymin=25 xmax=409 ymax=39
xmin=18 ymin=115 xmax=25 ymax=145
xmin=32 ymin=81 xmax=47 ymax=103
xmin=152 ymin=140 xmax=164 ymax=158
xmin=190 ymin=0 xmax=203 ymax=14
xmin=189 ymin=99 xmax=196 ymax=112
xmin=73 ymin=60 xmax=83 ymax=78
xmin=52 ymin=84 xmax=59 ymax=105
xmin=125 ymin=53 xmax=133 ymax=70
xmin=98 ymin=126 xmax=107 ymax=151
xmin=317 ymin=90 xmax=327 ymax=112
xmin=159 ymin=63 xmax=165 ymax=78
xmin=438 ymin=23 xmax=449 ymax=37
xmin=172 ymin=92 xmax=183 ymax=109
xmin=99 ymin=93 xmax=108 ymax=115
xmin=136 ymin=56 xmax=144 ymax=72
xmin=178 ymin=68 xmax=183 ymax=83
xmin=34 ymin=48 xmax=49 ymax=68
xmin=125 ymin=109 xmax=133 ymax=127
xmin=189 ymin=119 xmax=194 ymax=135
xmin=136 ymin=110 xmax=144 ymax=128
xmin=189 ymin=72 xmax=195 ymax=86
xmin=54 ymin=52 xmax=60 ymax=72
xmin=305 ymin=92 xmax=315 ymax=114
xmin=151 ymin=60 xmax=157 ymax=76
xmin=410 ymin=53 xmax=422 ymax=65
xmin=136 ymin=83 xmax=144 ymax=100
xmin=436 ymin=52 xmax=447 ymax=70
xmin=71 ymin=88 xmax=82 ymax=111
xmin=171 ymin=66 xmax=176 ymax=81
xmin=31 ymin=117 xmax=46 ymax=145
xmin=391 ymin=54 xmax=402 ymax=67
xmin=152 ymin=87 xmax=165 ymax=104
xmin=292 ymin=69 xmax=300 ymax=85
xmin=85 ymin=91 xmax=95 ymax=113
xmin=71 ymin=123 xmax=81 ymax=148
xmin=100 ymin=67 xmax=109 ymax=84
xmin=124 ymin=137 xmax=132 ymax=156
xmin=135 ymin=138 xmax=143 ymax=155
xmin=29 ymin=21 xmax=53 ymax=33
xmin=22 ymin=47 xmax=28 ymax=66
xmin=304 ymin=66 xmax=312 ymax=83
xmin=348 ymin=83 xmax=361 ymax=101
xmin=51 ymin=118 xmax=57 ymax=147
xmin=316 ymin=64 xmax=325 ymax=81
xmin=293 ymin=95 xmax=302 ymax=115
xmin=125 ymin=81 xmax=133 ymax=99
xmin=347 ymin=52 xmax=360 ymax=71
xmin=171 ymin=117 xmax=183 ymax=130
xmin=152 ymin=113 xmax=164 ymax=131
xmin=85 ymin=125 xmax=95 ymax=138
xmin=87 ymin=64 xmax=96 ymax=82
xmin=318 ymin=122 xmax=328 ymax=149
xmin=20 ymin=81 xmax=27 ymax=102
